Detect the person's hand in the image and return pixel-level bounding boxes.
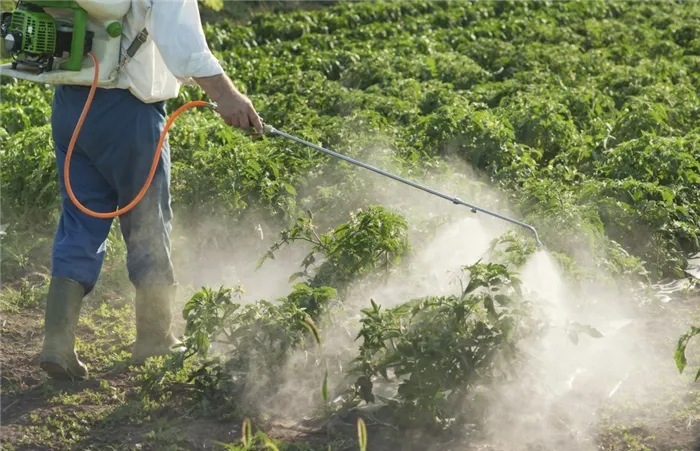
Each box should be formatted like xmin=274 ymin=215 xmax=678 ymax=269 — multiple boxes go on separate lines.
xmin=193 ymin=73 xmax=263 ymax=134
xmin=215 ymin=90 xmax=263 ymax=133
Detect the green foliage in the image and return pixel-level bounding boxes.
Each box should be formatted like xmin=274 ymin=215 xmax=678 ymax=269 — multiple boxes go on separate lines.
xmin=346 ymin=262 xmax=545 ymax=429
xmin=4 ymin=1 xmax=700 ymax=446
xmin=0 ymin=125 xmax=59 ymax=225
xmin=168 ymin=114 xmax=303 ymax=222
xmin=143 ymin=200 xmax=608 ymax=431
xmin=142 ymin=208 xmax=405 ymax=414
xmin=186 ymin=283 xmax=333 ymax=373
xmin=3 ymin=0 xmax=700 ymax=281
xmin=675 ymin=326 xmax=700 ymax=381
xmin=141 ymin=280 xmax=338 ymax=420
xmin=486 ymin=231 xmax=536 ymax=268
xmin=214 ymin=417 xmax=341 ymax=450
xmin=213 ymin=418 xmax=281 ymax=451
xmin=261 ymin=206 xmax=410 ymax=293
xmin=0 ymin=227 xmax=52 ymax=282
xmin=182 ymin=285 xmax=247 ymax=359
xmin=146 ymin=238 xmax=570 ymax=436
xmin=0 ymin=275 xmax=49 ymax=313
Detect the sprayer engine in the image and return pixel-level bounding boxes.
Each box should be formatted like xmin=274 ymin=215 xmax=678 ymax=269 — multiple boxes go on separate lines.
xmin=1 ymin=1 xmax=94 ymax=74
xmin=0 ymin=0 xmax=129 ymax=86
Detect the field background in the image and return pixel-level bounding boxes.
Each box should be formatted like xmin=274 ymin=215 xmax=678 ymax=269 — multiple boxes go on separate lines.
xmin=2 ymin=1 xmax=700 ymax=450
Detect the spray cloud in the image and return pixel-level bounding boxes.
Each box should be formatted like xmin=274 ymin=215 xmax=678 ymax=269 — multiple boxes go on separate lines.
xmin=166 ymin=132 xmax=691 ymax=450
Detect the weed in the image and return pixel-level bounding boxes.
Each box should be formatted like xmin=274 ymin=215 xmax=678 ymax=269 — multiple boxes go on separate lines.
xmin=0 ymin=274 xmax=49 ymax=313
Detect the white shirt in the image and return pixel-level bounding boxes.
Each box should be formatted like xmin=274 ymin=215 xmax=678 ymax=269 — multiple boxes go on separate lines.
xmin=117 ymin=0 xmax=224 ymax=103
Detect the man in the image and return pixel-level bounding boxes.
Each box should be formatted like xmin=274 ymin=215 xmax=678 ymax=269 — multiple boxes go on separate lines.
xmin=39 ymin=0 xmax=262 ymax=381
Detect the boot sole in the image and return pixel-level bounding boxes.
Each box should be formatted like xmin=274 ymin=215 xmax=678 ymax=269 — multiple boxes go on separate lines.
xmin=40 ymin=356 xmax=87 ymax=381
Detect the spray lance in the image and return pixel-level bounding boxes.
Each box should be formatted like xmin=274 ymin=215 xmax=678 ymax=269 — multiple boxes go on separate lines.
xmin=0 ymin=1 xmax=542 ymax=246
xmin=251 ymin=123 xmax=543 ymax=248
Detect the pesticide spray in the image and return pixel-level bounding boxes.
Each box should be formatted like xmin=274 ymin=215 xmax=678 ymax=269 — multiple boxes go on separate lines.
xmin=214 ymin=133 xmax=684 ymax=450
xmin=5 ymin=4 xmax=686 ymax=447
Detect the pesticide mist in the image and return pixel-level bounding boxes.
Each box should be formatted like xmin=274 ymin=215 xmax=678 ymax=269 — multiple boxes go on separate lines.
xmin=161 ymin=147 xmax=690 ymax=451
xmin=469 ymin=250 xmax=687 ymax=451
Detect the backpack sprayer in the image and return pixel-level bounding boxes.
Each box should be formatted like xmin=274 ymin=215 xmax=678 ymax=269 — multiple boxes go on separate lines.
xmin=0 ymin=0 xmax=543 ymax=247
xmin=0 ymin=0 xmax=127 ymax=83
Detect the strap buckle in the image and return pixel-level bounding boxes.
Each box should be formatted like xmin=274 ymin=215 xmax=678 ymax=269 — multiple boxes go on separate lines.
xmin=112 ymin=28 xmax=149 ymax=77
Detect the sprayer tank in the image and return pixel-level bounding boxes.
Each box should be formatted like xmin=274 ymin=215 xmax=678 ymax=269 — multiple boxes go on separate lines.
xmin=73 ymin=0 xmax=131 ymax=21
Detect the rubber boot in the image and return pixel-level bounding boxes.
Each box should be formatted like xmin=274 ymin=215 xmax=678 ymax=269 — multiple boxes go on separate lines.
xmin=131 ymin=284 xmax=184 ymax=364
xmin=39 ymin=277 xmax=89 ymax=381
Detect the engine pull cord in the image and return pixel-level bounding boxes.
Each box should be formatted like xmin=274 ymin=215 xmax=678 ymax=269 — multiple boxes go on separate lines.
xmin=64 ymin=52 xmax=216 ymax=219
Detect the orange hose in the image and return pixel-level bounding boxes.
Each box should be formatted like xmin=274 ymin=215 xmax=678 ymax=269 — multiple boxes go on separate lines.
xmin=64 ymin=52 xmax=212 ymax=219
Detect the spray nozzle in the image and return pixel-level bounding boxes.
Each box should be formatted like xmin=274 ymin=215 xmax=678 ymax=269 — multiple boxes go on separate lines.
xmin=250 ymin=123 xmax=545 ymax=248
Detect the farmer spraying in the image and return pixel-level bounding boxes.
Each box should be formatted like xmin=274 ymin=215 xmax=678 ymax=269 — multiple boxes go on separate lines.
xmin=1 ymin=0 xmax=541 ymax=383
xmin=37 ymin=0 xmax=263 ymax=381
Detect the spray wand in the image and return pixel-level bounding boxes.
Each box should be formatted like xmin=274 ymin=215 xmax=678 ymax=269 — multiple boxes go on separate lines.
xmin=256 ymin=123 xmax=543 ymax=248
xmin=65 ymin=53 xmax=541 ymax=247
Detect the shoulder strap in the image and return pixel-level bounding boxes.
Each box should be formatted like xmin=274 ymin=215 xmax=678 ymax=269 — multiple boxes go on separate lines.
xmin=113 ymin=27 xmax=148 ymax=75
xmin=125 ymin=28 xmax=149 ymax=60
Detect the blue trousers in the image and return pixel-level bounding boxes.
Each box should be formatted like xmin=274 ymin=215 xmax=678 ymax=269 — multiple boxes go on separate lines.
xmin=51 ymin=85 xmax=174 ymax=293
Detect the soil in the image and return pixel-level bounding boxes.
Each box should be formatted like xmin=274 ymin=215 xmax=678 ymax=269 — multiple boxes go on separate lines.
xmin=0 ymin=296 xmax=700 ymax=451
xmin=0 ymin=303 xmax=335 ymax=450
xmin=2 ymin=283 xmax=699 ymax=451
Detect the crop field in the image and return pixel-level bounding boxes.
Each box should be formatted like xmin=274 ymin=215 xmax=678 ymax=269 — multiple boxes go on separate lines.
xmin=2 ymin=0 xmax=700 ymax=450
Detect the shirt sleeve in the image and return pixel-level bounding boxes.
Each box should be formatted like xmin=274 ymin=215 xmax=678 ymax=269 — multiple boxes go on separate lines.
xmin=146 ymin=0 xmax=225 ymax=81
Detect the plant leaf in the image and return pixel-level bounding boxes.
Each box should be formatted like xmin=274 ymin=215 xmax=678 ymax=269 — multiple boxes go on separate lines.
xmin=322 ymin=369 xmax=329 ymax=402
xmin=241 ymin=418 xmax=252 ymax=447
xmin=357 ymin=417 xmax=367 ymax=451
xmin=675 ymin=326 xmax=700 ymax=373
xmin=262 ymin=436 xmax=280 ymax=451
xmin=581 ymin=325 xmax=604 ymax=338
xmin=302 ymin=315 xmax=322 ymax=345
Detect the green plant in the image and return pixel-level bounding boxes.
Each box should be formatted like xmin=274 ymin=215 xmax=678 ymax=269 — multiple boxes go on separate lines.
xmin=4 ymin=1 xmax=700 ymax=450
xmin=675 ymin=326 xmax=700 ymax=381
xmin=345 ymin=262 xmax=544 ymax=429
xmin=260 ymin=206 xmax=410 ymax=293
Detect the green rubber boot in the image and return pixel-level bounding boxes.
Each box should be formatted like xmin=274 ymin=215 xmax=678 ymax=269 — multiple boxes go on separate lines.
xmin=39 ymin=277 xmax=89 ymax=381
xmin=131 ymin=284 xmax=184 ymax=364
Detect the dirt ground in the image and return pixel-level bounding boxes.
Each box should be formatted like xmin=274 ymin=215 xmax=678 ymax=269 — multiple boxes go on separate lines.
xmin=1 ymin=238 xmax=699 ymax=450
xmin=2 ymin=281 xmax=700 ymax=450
